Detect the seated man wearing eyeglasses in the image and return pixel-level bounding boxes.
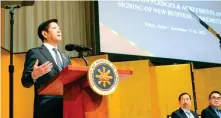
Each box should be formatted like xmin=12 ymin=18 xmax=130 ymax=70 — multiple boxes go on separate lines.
xmin=201 ymin=91 xmax=221 ymax=118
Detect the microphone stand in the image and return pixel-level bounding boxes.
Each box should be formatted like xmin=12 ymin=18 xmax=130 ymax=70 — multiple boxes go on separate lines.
xmin=78 ymin=51 xmax=89 ymax=66
xmin=5 ymin=4 xmax=21 ymax=118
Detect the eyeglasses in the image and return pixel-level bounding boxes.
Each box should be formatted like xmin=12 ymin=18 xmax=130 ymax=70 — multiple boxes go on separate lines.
xmin=211 ymin=96 xmax=221 ymax=100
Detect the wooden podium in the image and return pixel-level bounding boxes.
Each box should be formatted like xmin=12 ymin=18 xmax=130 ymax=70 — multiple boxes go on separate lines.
xmin=38 ymin=65 xmax=132 ymax=118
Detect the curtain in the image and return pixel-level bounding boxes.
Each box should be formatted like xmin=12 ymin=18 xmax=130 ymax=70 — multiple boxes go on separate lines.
xmin=3 ymin=1 xmax=94 ymax=57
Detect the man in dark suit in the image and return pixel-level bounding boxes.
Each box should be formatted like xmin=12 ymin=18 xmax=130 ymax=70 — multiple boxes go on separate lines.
xmin=201 ymin=91 xmax=221 ymax=118
xmin=21 ymin=19 xmax=71 ymax=118
xmin=171 ymin=92 xmax=198 ymax=118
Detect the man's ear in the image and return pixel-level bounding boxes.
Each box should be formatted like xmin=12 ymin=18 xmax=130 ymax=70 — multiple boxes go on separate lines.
xmin=42 ymin=31 xmax=47 ymax=39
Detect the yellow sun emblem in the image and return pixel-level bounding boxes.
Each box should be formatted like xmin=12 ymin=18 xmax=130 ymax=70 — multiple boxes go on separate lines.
xmin=95 ymin=66 xmax=113 ymax=88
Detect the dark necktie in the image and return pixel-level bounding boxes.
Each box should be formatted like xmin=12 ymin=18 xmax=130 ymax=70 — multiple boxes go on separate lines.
xmin=52 ymin=48 xmax=63 ymax=71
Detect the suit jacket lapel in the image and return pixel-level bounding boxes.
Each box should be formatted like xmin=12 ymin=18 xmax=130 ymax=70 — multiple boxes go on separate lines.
xmin=179 ymin=108 xmax=188 ymax=118
xmin=39 ymin=45 xmax=60 ymax=73
xmin=190 ymin=110 xmax=197 ymax=118
xmin=208 ymin=106 xmax=220 ymax=117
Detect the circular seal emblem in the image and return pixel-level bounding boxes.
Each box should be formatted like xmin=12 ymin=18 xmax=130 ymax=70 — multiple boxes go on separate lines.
xmin=88 ymin=59 xmax=119 ymax=95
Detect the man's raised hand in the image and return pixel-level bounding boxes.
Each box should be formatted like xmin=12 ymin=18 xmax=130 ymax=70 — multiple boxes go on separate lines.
xmin=31 ymin=59 xmax=53 ymax=80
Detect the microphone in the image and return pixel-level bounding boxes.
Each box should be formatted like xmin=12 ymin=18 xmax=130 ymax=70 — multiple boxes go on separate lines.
xmin=65 ymin=44 xmax=92 ymax=52
xmin=188 ymin=8 xmax=221 ymax=49
xmin=188 ymin=8 xmax=221 ymax=40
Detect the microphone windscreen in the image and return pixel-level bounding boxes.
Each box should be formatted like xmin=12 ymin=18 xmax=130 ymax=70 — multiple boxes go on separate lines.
xmin=65 ymin=44 xmax=75 ymax=51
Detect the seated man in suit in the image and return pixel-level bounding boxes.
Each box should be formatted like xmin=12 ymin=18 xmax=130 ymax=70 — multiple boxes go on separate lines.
xmin=201 ymin=90 xmax=221 ymax=118
xmin=21 ymin=19 xmax=71 ymax=118
xmin=171 ymin=92 xmax=198 ymax=118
